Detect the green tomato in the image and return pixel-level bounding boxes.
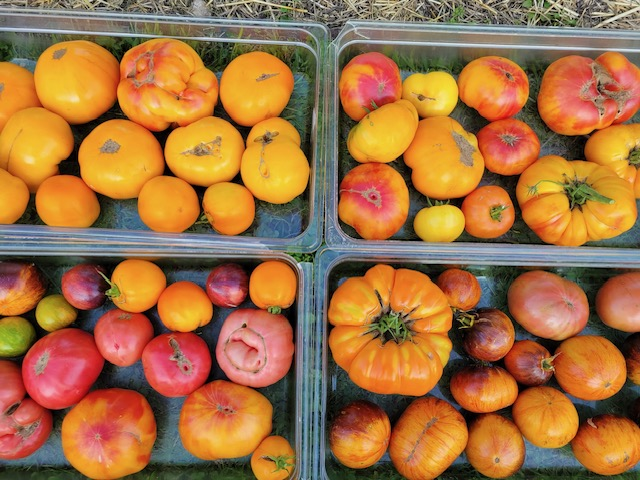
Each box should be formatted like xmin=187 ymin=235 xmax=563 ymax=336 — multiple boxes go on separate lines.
xmin=35 ymin=294 xmax=78 ymax=332
xmin=413 ymin=204 xmax=465 ymax=242
xmin=0 ymin=316 xmax=37 ymax=357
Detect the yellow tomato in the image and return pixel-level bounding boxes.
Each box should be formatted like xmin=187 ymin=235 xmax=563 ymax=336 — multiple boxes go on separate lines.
xmin=413 ymin=204 xmax=465 ymax=242
xmin=402 ymin=71 xmax=459 ymax=117
xmin=202 ymin=182 xmax=255 ymax=236
xmin=35 ymin=175 xmax=101 ymax=228
xmin=0 ymin=168 xmax=30 ymax=224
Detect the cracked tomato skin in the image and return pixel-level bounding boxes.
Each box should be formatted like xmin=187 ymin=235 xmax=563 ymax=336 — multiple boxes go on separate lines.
xmin=61 ymin=388 xmax=157 ymax=480
xmin=117 ymin=38 xmax=219 ymax=132
xmin=0 ymin=360 xmax=53 ymax=460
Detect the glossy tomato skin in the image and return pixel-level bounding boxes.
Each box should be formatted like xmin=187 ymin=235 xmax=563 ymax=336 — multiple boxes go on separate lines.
xmin=622 ymin=333 xmax=640 ymax=385
xmin=413 ymin=204 xmax=465 ymax=243
xmin=61 ymin=388 xmax=157 ymax=480
xmin=507 ymin=270 xmax=589 ymax=340
xmin=596 ymin=51 xmax=640 ymax=123
xmin=436 ymin=268 xmax=482 ymax=311
xmin=0 ymin=360 xmax=53 ymax=460
xmin=596 ymin=272 xmax=640 ymax=332
xmin=476 ymin=118 xmax=540 ymax=176
xmin=21 ymin=328 xmax=104 ymax=410
xmin=179 ymin=379 xmax=273 ymax=460
xmin=0 ymin=62 xmax=42 ymax=134
xmin=251 ymin=435 xmax=296 ymax=480
xmin=61 ymin=263 xmax=109 ymax=310
xmin=107 ymin=259 xmax=167 ymax=313
xmin=205 ymin=263 xmax=249 ymax=308
xmin=93 ymin=308 xmax=155 ymax=367
xmin=249 ymin=261 xmax=297 ymax=314
xmin=459 ymin=308 xmax=515 ymax=362
xmin=503 ymin=339 xmax=556 ymax=386
xmin=0 ymin=261 xmax=47 ymax=317
xmin=461 ymin=186 xmax=515 ymax=239
xmin=449 ymin=365 xmax=518 ymax=413
xmin=338 ymin=52 xmax=402 ymax=122
xmin=142 ymin=332 xmax=212 ymax=397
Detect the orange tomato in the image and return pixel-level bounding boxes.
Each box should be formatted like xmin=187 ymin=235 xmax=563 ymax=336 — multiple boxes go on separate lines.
xmin=78 ymin=119 xmax=165 ymax=200
xmin=0 ymin=62 xmax=42 ymax=133
xmin=164 ymin=116 xmax=245 ymax=187
xmin=202 ymin=182 xmax=255 ymax=236
xmin=220 ymin=51 xmax=295 ymax=127
xmin=35 ymin=175 xmax=100 ymax=228
xmin=106 ymin=259 xmax=167 ymax=313
xmin=250 ymin=435 xmax=296 ymax=480
xmin=137 ymin=176 xmax=200 ymax=233
xmin=157 ymin=281 xmax=213 ymax=332
xmin=246 ymin=117 xmax=301 ymax=147
xmin=249 ymin=260 xmax=297 ymax=314
xmin=461 ymin=185 xmax=515 ymax=239
xmin=34 ymin=40 xmax=120 ymax=124
xmin=0 ymin=168 xmax=30 ymax=224
xmin=0 ymin=106 xmax=74 ymax=193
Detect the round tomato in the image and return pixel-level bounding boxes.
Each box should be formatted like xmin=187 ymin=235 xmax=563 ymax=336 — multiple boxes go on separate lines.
xmin=246 ymin=117 xmax=301 ymax=147
xmin=78 ymin=119 xmax=165 ymax=200
xmin=457 ymin=56 xmax=529 ymax=121
xmin=157 ymin=280 xmax=213 ymax=332
xmin=449 ymin=365 xmax=519 ymax=413
xmin=328 ymin=264 xmax=453 ymax=396
xmin=251 ymin=435 xmax=296 ymax=480
xmin=220 ymin=51 xmax=294 ymax=127
xmin=215 ymin=308 xmax=294 ymax=388
xmin=476 ymin=118 xmax=540 ymax=176
xmin=596 ymin=272 xmax=640 ymax=332
xmin=0 ymin=61 xmax=41 ymax=133
xmin=61 ymin=263 xmax=109 ymax=311
xmin=413 ymin=204 xmax=465 ymax=243
xmin=0 ymin=316 xmax=36 ymax=358
xmin=137 ymin=175 xmax=200 ymax=233
xmin=202 ymin=182 xmax=256 ymax=236
xmin=507 ymin=269 xmax=589 ymax=340
xmin=34 ymin=39 xmax=119 ymax=124
xmin=458 ymin=308 xmax=515 ymax=362
xmin=503 ymin=339 xmax=556 ymax=387
xmin=105 ymin=259 xmax=167 ymax=313
xmin=461 ymin=185 xmax=515 ymax=239
xmin=249 ymin=260 xmax=297 ymax=314
xmin=35 ymin=175 xmax=101 ymax=228
xmin=401 ymin=71 xmax=458 ymax=118
xmin=142 ymin=332 xmax=212 ymax=397
xmin=0 ymin=106 xmax=74 ymax=193
xmin=61 ymin=388 xmax=157 ymax=480
xmin=35 ymin=294 xmax=77 ymax=332
xmin=93 ymin=308 xmax=154 ymax=367
xmin=0 ymin=261 xmax=48 ymax=317
xmin=436 ymin=268 xmax=482 ymax=311
xmin=179 ymin=379 xmax=273 ymax=460
xmin=164 ymin=115 xmax=245 ymax=187
xmin=0 ymin=360 xmax=52 ymax=460
xmin=0 ymin=169 xmax=29 ymax=225
xmin=21 ymin=328 xmax=104 ymax=410
xmin=117 ymin=38 xmax=219 ymax=132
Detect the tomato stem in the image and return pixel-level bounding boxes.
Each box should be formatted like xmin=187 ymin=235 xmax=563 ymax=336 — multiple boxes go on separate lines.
xmin=267 ymin=305 xmax=282 ymax=315
xmin=541 ymin=352 xmax=561 ymax=371
xmin=629 ymin=147 xmax=640 ymax=166
xmin=96 ymin=270 xmax=120 ymax=299
xmin=261 ymin=453 xmax=296 ymax=474
xmin=367 ymin=311 xmax=412 ymax=344
xmin=527 ymin=174 xmax=614 ymax=208
xmin=490 ymin=204 xmax=510 ymax=222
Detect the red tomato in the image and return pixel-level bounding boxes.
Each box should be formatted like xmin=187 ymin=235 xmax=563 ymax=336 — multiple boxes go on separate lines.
xmin=596 ymin=272 xmax=640 ymax=332
xmin=142 ymin=332 xmax=212 ymax=397
xmin=0 ymin=360 xmax=53 ymax=460
xmin=215 ymin=308 xmax=294 ymax=388
xmin=476 ymin=118 xmax=540 ymax=176
xmin=93 ymin=308 xmax=155 ymax=367
xmin=461 ymin=185 xmax=515 ymax=239
xmin=21 ymin=328 xmax=104 ymax=410
xmin=61 ymin=388 xmax=157 ymax=480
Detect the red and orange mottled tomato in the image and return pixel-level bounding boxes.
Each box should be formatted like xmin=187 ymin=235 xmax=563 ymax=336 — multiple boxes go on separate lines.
xmin=118 ymin=38 xmax=219 ymax=132
xmin=328 ymin=264 xmax=453 ymax=396
xmin=596 ymin=51 xmax=640 ymax=124
xmin=0 ymin=62 xmax=42 ymax=133
xmin=476 ymin=118 xmax=540 ymax=176
xmin=461 ymin=185 xmax=515 ymax=239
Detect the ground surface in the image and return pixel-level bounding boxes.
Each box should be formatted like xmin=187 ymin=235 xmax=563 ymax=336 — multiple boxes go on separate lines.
xmin=1 ymin=0 xmax=639 ymax=36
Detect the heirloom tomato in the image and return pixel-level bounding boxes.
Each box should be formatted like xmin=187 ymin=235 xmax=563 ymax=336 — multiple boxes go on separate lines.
xmin=105 ymin=259 xmax=166 ymax=313
xmin=179 ymin=379 xmax=273 ymax=460
xmin=0 ymin=62 xmax=41 ymax=133
xmin=164 ymin=115 xmax=245 ymax=188
xmin=401 ymin=71 xmax=458 ymax=118
xmin=515 ymin=155 xmax=637 ymax=246
xmin=61 ymin=388 xmax=157 ymax=480
xmin=0 ymin=261 xmax=47 ymax=316
xmin=338 ymin=52 xmax=402 ymax=122
xmin=465 ymin=413 xmax=525 ymax=479
xmin=0 ymin=316 xmax=36 ymax=358
xmin=0 ymin=360 xmax=52 ymax=460
xmin=34 ymin=40 xmax=119 ymax=124
xmin=35 ymin=294 xmax=77 ymax=332
xmin=216 ymin=308 xmax=294 ymax=388
xmin=205 ymin=263 xmax=249 ymax=308
xmin=137 ymin=175 xmax=200 ymax=233
xmin=457 ymin=56 xmax=529 ymax=121
xmin=0 ymin=169 xmax=29 ymax=224
xmin=61 ymin=263 xmax=109 ymax=311
xmin=458 ymin=308 xmax=515 ymax=362
xmin=246 ymin=117 xmax=301 ymax=146
xmin=328 ymin=264 xmax=453 ymax=396
xmin=117 ymin=38 xmax=219 ymax=131
xmin=249 ymin=260 xmax=297 ymax=314
xmin=436 ymin=268 xmax=481 ymax=311
xmin=0 ymin=106 xmax=74 ymax=193
xmin=511 ymin=386 xmax=579 ymax=448
xmin=503 ymin=339 xmax=556 ymax=386
xmin=507 ymin=269 xmax=589 ymax=340
xmin=93 ymin=308 xmax=154 ymax=367
xmin=595 ymin=51 xmax=640 ymax=123
xmin=78 ymin=119 xmax=165 ymax=200
xmin=553 ymin=335 xmax=627 ymax=401
xmin=404 ymin=116 xmax=484 ymax=200
xmin=449 ymin=365 xmax=519 ymax=413
xmin=142 ymin=332 xmax=212 ymax=397
xmin=157 ymin=280 xmax=213 ymax=332
xmin=413 ymin=203 xmax=465 ymax=243
xmin=338 ymin=163 xmax=409 ymax=240
xmin=346 ymin=99 xmax=419 ymax=163
xmin=251 ymin=435 xmax=296 ymax=480
xmin=596 ymin=271 xmax=640 ymax=332
xmin=220 ymin=51 xmax=294 ymax=127
xmin=22 ymin=328 xmax=104 ymax=410
xmin=461 ymin=185 xmax=515 ymax=239
xmin=584 ymin=123 xmax=640 ymax=198
xmin=571 ymin=414 xmax=640 ymax=476
xmin=202 ymin=182 xmax=255 ymax=235
xmin=476 ymin=118 xmax=540 ymax=176
xmin=389 ymin=396 xmax=467 ymax=480
xmin=35 ymin=175 xmax=101 ymax=228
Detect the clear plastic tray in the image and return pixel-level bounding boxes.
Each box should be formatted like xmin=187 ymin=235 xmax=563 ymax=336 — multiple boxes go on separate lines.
xmin=325 ymin=21 xmax=640 ymax=251
xmin=314 ymin=246 xmax=640 ymax=479
xmin=0 ymin=8 xmax=328 ymax=253
xmin=0 ymin=249 xmax=315 ymax=479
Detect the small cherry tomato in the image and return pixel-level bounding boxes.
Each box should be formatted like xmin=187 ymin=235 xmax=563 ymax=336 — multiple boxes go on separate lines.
xmin=413 ymin=204 xmax=465 ymax=242
xmin=461 ymin=185 xmax=515 ymax=239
